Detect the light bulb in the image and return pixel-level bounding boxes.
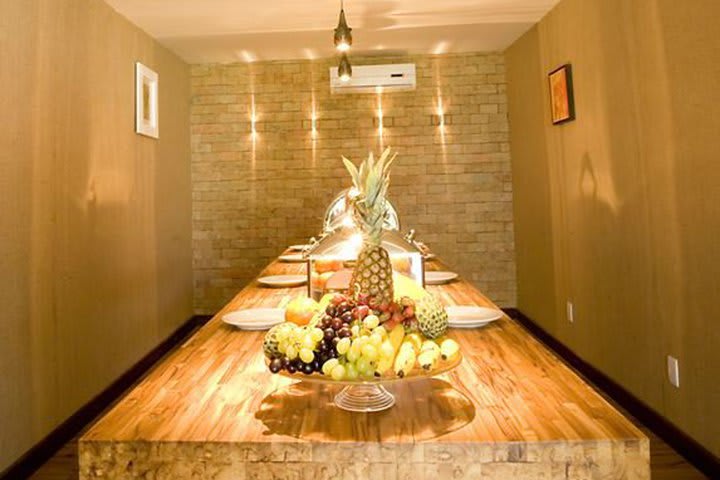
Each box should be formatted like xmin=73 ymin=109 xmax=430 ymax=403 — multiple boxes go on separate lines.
xmin=338 ymin=53 xmax=352 ymax=82
xmin=333 ymin=5 xmax=353 ymax=51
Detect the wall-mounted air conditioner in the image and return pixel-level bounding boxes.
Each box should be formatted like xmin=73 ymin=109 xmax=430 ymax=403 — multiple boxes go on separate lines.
xmin=329 ymin=64 xmax=416 ymax=94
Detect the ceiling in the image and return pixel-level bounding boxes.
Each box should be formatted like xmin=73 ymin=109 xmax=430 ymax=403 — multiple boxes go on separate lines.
xmin=105 ymin=0 xmax=561 ymax=63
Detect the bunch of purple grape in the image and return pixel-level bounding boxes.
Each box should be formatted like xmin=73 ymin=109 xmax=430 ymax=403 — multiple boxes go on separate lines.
xmin=320 ymin=296 xmax=355 ymax=335
xmin=266 ymin=294 xmax=378 ymax=377
xmin=268 ymin=356 xmax=320 ymax=375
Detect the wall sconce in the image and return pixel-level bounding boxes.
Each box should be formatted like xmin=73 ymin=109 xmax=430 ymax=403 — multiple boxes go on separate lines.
xmin=431 ymin=112 xmax=451 ymax=128
xmin=433 ymin=98 xmax=446 ymax=128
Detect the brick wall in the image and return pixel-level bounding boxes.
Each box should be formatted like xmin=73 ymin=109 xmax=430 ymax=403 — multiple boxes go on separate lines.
xmin=191 ymin=53 xmax=516 ymax=314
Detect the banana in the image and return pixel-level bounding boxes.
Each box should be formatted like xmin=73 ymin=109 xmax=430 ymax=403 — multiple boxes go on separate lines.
xmin=404 ymin=333 xmax=423 ymax=353
xmin=376 ymin=359 xmax=391 ymax=375
xmin=418 ymin=348 xmax=440 ymax=371
xmin=440 ymin=338 xmax=460 ymax=360
xmin=420 ymin=340 xmax=440 ymax=354
xmin=388 ymin=324 xmax=405 ymax=353
xmin=393 ymin=343 xmax=416 ymax=378
xmin=377 ymin=324 xmax=406 ymax=376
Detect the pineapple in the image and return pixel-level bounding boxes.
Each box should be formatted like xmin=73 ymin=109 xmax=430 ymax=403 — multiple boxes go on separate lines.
xmin=393 ymin=271 xmax=449 ymax=338
xmin=342 ymin=147 xmax=397 ymax=305
xmin=263 ymin=322 xmax=294 ymax=359
xmin=415 ymin=294 xmax=449 ymax=339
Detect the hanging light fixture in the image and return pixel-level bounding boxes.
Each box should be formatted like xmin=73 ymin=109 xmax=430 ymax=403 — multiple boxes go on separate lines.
xmin=333 ymin=0 xmax=352 ymax=52
xmin=338 ymin=53 xmax=352 ymax=82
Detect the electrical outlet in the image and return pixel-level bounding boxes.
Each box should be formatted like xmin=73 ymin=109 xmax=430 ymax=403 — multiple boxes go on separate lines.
xmin=667 ymin=355 xmax=680 ymax=388
xmin=566 ymin=301 xmax=574 ymax=323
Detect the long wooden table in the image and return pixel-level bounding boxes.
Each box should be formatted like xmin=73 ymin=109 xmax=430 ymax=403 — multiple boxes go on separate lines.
xmin=79 ymin=255 xmax=649 ymax=479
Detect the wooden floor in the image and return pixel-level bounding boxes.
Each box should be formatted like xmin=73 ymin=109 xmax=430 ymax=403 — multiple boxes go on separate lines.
xmin=28 ymin=338 xmax=708 ymax=480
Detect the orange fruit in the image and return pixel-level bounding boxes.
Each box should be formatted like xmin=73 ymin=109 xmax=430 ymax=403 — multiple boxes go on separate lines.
xmin=285 ymin=296 xmax=320 ymax=326
xmin=314 ymin=258 xmax=343 ymax=274
xmin=311 ymin=271 xmax=334 ymax=290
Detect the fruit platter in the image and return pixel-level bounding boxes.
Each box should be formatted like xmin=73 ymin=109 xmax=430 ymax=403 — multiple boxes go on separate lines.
xmin=262 ymin=148 xmax=463 ymax=412
xmin=264 ymin=288 xmax=461 ymax=412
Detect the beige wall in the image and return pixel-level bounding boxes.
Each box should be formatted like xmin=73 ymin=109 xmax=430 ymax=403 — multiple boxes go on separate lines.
xmin=191 ymin=53 xmax=516 ymax=313
xmin=0 ymin=0 xmax=192 ymax=471
xmin=506 ymin=0 xmax=720 ymax=456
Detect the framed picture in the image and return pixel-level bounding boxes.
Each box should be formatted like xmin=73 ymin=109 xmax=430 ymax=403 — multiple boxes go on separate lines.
xmin=548 ymin=64 xmax=575 ymax=125
xmin=135 ymin=62 xmax=159 ymax=138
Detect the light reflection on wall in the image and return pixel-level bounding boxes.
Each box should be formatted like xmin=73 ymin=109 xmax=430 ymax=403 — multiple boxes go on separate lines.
xmin=437 ymin=97 xmax=446 ymax=136
xmin=310 ymin=96 xmax=318 ymax=169
xmin=250 ymin=92 xmax=257 ymax=170
xmin=250 ymin=95 xmax=257 ymax=139
xmin=311 ymin=104 xmax=318 ymax=139
xmin=377 ymin=88 xmax=384 ymax=150
xmin=239 ymin=50 xmax=257 ymax=63
xmin=433 ymin=41 xmax=450 ymax=55
xmin=247 ymin=61 xmax=257 ymax=186
xmin=311 ymin=103 xmax=318 ymax=166
xmin=434 ymin=57 xmax=448 ymax=169
xmin=309 ymin=63 xmax=318 ymax=169
xmin=436 ymin=95 xmax=448 ymax=167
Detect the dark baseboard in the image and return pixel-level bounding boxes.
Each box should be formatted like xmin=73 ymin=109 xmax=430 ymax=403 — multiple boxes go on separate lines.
xmin=503 ymin=308 xmax=720 ymax=479
xmin=0 ymin=314 xmax=213 ymax=480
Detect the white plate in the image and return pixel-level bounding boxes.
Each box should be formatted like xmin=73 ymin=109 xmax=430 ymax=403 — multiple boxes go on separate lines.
xmin=279 ymin=253 xmax=305 ymax=263
xmin=257 ymin=275 xmax=307 ymax=288
xmin=449 ymin=321 xmax=498 ymax=329
xmin=222 ymin=308 xmax=285 ymax=330
xmin=425 ymin=271 xmax=458 ymax=285
xmin=288 ymin=244 xmax=311 ymax=252
xmin=446 ymin=306 xmax=503 ymax=328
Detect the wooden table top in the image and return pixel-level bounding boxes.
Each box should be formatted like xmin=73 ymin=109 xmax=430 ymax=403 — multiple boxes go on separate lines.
xmin=82 ymin=254 xmax=646 ymax=446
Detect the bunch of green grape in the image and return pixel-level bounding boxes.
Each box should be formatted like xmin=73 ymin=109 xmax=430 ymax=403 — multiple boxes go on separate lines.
xmin=319 ymin=313 xmax=396 ymax=381
xmin=267 ymin=323 xmax=329 ymax=375
xmin=281 ymin=325 xmax=324 ymax=363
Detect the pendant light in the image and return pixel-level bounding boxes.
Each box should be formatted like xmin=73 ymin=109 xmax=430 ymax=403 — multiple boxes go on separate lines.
xmin=338 ymin=53 xmax=352 ymax=82
xmin=333 ymin=0 xmax=352 ymax=52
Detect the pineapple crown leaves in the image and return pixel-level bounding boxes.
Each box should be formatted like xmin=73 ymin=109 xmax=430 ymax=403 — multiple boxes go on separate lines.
xmin=342 ymin=147 xmax=396 ymax=207
xmin=342 ymin=147 xmax=397 ymax=242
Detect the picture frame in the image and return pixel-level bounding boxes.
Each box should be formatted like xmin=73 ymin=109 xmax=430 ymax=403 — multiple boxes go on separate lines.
xmin=135 ymin=62 xmax=159 ymax=138
xmin=548 ymin=64 xmax=575 ymax=125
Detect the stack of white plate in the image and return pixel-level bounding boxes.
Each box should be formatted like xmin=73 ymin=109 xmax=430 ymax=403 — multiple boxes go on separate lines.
xmin=222 ymin=308 xmax=284 ymax=330
xmin=446 ymin=306 xmax=503 ymax=329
